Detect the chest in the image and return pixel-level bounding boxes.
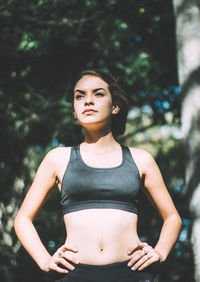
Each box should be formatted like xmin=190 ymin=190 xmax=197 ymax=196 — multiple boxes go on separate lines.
xmin=62 ymin=158 xmax=141 ymax=203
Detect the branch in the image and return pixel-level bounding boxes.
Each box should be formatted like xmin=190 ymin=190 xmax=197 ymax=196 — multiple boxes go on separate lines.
xmin=0 ymin=9 xmax=108 ymax=27
xmin=119 ymin=122 xmax=155 ymax=142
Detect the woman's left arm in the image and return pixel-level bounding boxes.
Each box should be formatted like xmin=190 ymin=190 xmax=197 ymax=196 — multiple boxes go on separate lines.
xmin=128 ymin=149 xmax=182 ymax=270
xmin=143 ymin=150 xmax=182 ymax=261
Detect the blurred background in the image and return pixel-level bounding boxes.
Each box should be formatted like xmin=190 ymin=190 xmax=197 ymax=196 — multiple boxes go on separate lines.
xmin=1 ymin=0 xmax=200 ymax=281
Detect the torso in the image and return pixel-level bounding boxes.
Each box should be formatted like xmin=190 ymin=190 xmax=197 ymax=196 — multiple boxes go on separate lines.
xmin=64 ymin=209 xmax=140 ymax=264
xmin=54 ymin=144 xmax=144 ymax=265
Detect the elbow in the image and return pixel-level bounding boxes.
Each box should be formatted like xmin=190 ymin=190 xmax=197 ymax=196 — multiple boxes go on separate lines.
xmin=14 ymin=212 xmax=22 ymax=234
xmin=163 ymin=212 xmax=182 ymax=231
xmin=177 ymin=214 xmax=182 ymax=233
xmin=14 ymin=212 xmax=31 ymax=234
xmin=174 ymin=212 xmax=182 ymax=229
xmin=169 ymin=213 xmax=182 ymax=233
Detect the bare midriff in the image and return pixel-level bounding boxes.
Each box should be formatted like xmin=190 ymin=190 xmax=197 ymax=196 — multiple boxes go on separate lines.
xmin=64 ymin=208 xmax=140 ymax=265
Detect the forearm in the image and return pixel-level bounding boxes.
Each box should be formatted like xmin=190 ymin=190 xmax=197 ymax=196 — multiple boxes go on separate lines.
xmin=14 ymin=214 xmax=51 ymax=272
xmin=154 ymin=214 xmax=182 ymax=261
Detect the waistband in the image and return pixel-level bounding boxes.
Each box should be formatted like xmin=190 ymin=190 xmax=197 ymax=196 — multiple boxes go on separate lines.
xmin=72 ymin=260 xmax=130 ymax=270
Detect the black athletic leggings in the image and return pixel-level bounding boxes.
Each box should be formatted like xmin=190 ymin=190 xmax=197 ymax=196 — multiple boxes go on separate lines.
xmin=54 ymin=260 xmax=154 ymax=282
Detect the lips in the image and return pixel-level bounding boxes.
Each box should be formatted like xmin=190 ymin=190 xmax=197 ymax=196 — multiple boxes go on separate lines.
xmin=82 ymin=109 xmax=97 ymax=114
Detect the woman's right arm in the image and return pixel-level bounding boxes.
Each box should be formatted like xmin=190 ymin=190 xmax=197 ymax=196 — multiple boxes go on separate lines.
xmin=14 ymin=148 xmax=77 ymax=273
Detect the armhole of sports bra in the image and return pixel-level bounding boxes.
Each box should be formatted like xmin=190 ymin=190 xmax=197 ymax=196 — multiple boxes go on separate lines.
xmin=123 ymin=146 xmax=141 ymax=179
xmin=60 ymin=146 xmax=74 ymax=193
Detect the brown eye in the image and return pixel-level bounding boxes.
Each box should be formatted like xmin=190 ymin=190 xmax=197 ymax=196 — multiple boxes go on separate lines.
xmin=95 ymin=92 xmax=104 ymax=97
xmin=75 ymin=94 xmax=84 ymax=100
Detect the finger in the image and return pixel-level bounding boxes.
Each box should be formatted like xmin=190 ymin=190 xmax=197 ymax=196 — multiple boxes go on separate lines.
xmin=62 ymin=253 xmax=79 ymax=264
xmin=132 ymin=250 xmax=160 ymax=271
xmin=131 ymin=254 xmax=150 ymax=270
xmin=50 ymin=263 xmax=69 ymax=274
xmin=138 ymin=256 xmax=159 ymax=271
xmin=127 ymin=242 xmax=148 ymax=255
xmin=58 ymin=258 xmax=75 ymax=270
xmin=141 ymin=247 xmax=150 ymax=255
xmin=60 ymin=244 xmax=79 ymax=253
xmin=127 ymin=250 xmax=146 ymax=267
xmin=53 ymin=258 xmax=75 ymax=271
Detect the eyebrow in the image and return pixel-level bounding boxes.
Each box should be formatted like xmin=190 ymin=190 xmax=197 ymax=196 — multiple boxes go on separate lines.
xmin=74 ymin=88 xmax=107 ymax=94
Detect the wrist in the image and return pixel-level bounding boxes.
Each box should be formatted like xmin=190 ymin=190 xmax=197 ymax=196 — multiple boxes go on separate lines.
xmin=154 ymin=248 xmax=166 ymax=263
xmin=39 ymin=255 xmax=52 ymax=272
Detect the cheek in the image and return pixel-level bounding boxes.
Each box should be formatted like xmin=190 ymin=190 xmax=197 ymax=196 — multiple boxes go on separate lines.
xmin=101 ymin=97 xmax=112 ymax=108
xmin=73 ymin=102 xmax=81 ymax=114
xmin=104 ymin=101 xmax=113 ymax=113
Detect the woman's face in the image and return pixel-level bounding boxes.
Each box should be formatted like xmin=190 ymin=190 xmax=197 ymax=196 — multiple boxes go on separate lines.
xmin=73 ymin=75 xmax=119 ymax=129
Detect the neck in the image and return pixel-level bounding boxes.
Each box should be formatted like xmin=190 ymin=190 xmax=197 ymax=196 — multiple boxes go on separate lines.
xmin=82 ymin=129 xmax=119 ymax=152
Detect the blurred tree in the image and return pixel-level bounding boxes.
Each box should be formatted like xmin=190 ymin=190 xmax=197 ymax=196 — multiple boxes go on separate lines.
xmin=0 ymin=0 xmax=190 ymax=281
xmin=173 ymin=0 xmax=200 ymax=281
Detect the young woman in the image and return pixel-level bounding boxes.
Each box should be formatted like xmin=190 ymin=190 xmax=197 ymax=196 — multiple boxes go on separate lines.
xmin=14 ymin=69 xmax=182 ymax=282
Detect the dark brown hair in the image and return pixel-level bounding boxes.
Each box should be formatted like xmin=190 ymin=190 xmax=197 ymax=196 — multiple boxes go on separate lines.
xmin=74 ymin=69 xmax=130 ymax=136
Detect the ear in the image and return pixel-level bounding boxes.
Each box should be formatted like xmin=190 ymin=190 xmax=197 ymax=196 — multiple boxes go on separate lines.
xmin=112 ymin=105 xmax=120 ymax=115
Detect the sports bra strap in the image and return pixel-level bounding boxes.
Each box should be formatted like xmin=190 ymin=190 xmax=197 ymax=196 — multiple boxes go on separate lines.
xmin=68 ymin=145 xmax=79 ymax=162
xmin=122 ymin=145 xmax=139 ymax=167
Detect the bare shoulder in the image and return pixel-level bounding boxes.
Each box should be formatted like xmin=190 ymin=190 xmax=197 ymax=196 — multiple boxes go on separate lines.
xmin=45 ymin=146 xmax=71 ymax=160
xmin=129 ymin=147 xmax=154 ymax=162
xmin=128 ymin=147 xmax=156 ymax=175
xmin=43 ymin=146 xmax=71 ymax=169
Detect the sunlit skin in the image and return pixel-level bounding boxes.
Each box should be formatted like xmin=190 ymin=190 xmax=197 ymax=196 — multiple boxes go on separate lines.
xmin=14 ymin=75 xmax=182 ymax=274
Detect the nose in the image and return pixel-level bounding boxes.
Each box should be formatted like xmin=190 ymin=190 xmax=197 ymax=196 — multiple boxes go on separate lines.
xmin=84 ymin=93 xmax=94 ymax=106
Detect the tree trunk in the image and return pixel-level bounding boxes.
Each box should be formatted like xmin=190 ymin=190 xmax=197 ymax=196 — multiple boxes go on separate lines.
xmin=173 ymin=0 xmax=200 ymax=281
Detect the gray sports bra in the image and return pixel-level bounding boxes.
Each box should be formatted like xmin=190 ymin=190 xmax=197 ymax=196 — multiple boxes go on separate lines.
xmin=60 ymin=145 xmax=141 ymax=215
